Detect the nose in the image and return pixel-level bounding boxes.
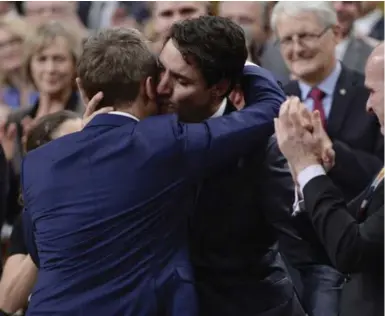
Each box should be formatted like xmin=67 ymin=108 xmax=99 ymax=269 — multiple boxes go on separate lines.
xmin=291 ymin=37 xmax=304 ymax=57
xmin=43 ymin=59 xmax=56 ymax=74
xmin=333 ymin=1 xmax=344 ymax=12
xmin=156 ymin=71 xmax=172 ymax=96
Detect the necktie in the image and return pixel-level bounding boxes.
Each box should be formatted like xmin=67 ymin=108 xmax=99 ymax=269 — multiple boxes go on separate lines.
xmin=309 ymin=88 xmax=326 ymax=126
xmin=358 ymin=167 xmax=384 ymax=221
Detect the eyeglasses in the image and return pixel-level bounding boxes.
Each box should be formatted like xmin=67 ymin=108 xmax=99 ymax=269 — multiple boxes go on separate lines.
xmin=275 ymin=27 xmax=331 ymax=50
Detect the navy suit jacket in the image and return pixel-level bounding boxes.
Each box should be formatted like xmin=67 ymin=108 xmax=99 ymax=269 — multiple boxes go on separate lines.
xmin=22 ymin=64 xmax=283 ymax=316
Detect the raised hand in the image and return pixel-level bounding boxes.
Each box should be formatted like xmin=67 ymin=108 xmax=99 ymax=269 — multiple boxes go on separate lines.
xmin=76 ymin=78 xmax=113 ymax=128
xmin=0 ymin=120 xmax=17 ymax=161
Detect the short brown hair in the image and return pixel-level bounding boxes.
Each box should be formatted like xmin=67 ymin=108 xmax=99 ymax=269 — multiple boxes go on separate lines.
xmin=77 ymin=27 xmax=158 ymax=110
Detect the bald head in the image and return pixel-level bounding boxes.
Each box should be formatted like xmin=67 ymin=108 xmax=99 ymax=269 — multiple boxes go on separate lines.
xmin=365 ymin=43 xmax=384 ymax=134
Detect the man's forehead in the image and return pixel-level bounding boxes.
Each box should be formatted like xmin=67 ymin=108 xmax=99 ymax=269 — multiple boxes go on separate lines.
xmin=155 ymin=1 xmax=207 ymax=14
xmin=159 ymin=41 xmax=199 ymax=80
xmin=26 ymin=1 xmax=72 ymax=10
xmin=219 ymin=1 xmax=260 ymax=16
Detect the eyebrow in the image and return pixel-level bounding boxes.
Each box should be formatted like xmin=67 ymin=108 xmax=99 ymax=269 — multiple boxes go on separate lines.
xmin=158 ymin=58 xmax=193 ymax=82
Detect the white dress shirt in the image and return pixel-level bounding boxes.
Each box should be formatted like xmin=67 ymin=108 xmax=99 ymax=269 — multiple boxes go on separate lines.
xmin=292 ymin=164 xmax=326 ymax=215
xmin=109 ymin=111 xmax=140 ymax=121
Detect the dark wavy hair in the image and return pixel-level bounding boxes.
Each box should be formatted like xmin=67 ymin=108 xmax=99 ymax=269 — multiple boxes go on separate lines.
xmin=168 ymin=16 xmax=248 ymax=95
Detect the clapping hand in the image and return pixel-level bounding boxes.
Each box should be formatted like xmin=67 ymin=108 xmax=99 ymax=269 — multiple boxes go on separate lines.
xmin=274 ymin=97 xmax=335 ymax=179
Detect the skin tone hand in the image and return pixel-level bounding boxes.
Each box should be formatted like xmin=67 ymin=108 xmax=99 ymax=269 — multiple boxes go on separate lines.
xmin=0 ymin=120 xmax=17 ymax=161
xmin=76 ymin=78 xmax=114 ymax=128
xmin=275 ymin=97 xmax=324 ymax=176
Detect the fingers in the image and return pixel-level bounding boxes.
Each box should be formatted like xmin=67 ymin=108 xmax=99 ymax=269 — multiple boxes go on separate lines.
xmin=83 ymin=92 xmax=104 ymax=119
xmin=6 ymin=123 xmax=17 ymax=140
xmin=311 ymin=111 xmax=324 ymax=136
xmin=76 ymin=77 xmax=89 ymax=106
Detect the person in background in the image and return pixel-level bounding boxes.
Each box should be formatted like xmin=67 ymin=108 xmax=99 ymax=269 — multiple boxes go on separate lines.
xmin=274 ymin=42 xmax=384 ymax=316
xmin=0 ymin=107 xmax=112 ymax=316
xmin=0 ymin=16 xmax=38 ymax=109
xmin=8 ymin=20 xmax=84 ymax=131
xmin=23 ymin=1 xmax=88 ymax=38
xmin=150 ymin=1 xmax=209 ymax=53
xmin=333 ymin=1 xmax=375 ymax=75
xmin=271 ymin=1 xmax=384 ymax=315
xmin=217 ymin=1 xmax=290 ymax=84
xmin=3 ymin=20 xmax=84 ymax=230
xmin=355 ymin=1 xmax=384 ymax=41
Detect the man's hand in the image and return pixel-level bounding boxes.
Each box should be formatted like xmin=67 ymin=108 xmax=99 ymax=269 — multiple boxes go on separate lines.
xmin=274 ymin=97 xmax=322 ymax=175
xmin=76 ymin=78 xmax=113 ymax=128
xmin=0 ymin=120 xmax=17 ymax=161
xmin=311 ymin=110 xmax=335 ymax=172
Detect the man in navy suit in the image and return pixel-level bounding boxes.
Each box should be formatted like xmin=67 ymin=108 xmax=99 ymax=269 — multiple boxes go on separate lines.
xmin=22 ymin=18 xmax=284 ymax=316
xmin=157 ymin=17 xmax=304 ymax=316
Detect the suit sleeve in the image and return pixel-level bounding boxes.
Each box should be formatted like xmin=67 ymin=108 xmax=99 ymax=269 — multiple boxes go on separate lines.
xmin=260 ymin=136 xmax=323 ymax=266
xmin=19 ymin=158 xmax=40 ymax=268
xmin=330 ymin=129 xmax=384 ymax=198
xmin=303 ymin=175 xmax=384 ymax=274
xmin=138 ymin=65 xmax=284 ymax=177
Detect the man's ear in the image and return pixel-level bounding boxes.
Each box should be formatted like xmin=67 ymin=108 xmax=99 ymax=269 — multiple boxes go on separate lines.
xmin=145 ymin=76 xmax=156 ymax=101
xmin=211 ymin=78 xmax=231 ymax=99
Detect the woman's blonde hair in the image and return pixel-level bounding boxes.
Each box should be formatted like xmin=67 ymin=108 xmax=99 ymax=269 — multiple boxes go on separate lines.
xmin=0 ymin=16 xmax=31 ymax=86
xmin=24 ymin=20 xmax=83 ymax=88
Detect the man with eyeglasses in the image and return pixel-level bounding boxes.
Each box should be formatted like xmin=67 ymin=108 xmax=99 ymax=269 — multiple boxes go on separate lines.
xmin=270 ymin=2 xmax=383 ymax=316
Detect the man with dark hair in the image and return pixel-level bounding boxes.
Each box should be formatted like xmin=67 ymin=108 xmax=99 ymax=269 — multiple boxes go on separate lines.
xmin=22 ymin=24 xmax=282 ymax=315
xmin=158 ymin=16 xmax=304 ymax=316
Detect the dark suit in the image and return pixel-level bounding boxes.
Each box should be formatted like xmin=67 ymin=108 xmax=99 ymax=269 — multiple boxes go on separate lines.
xmin=284 ymin=66 xmax=384 ymax=202
xmin=303 ymin=173 xmax=384 ymax=316
xmin=282 ymin=66 xmax=383 ymax=315
xmin=22 ymin=65 xmax=283 ymax=315
xmin=369 ymin=18 xmax=384 ymax=41
xmin=190 ymin=68 xmax=304 ymax=316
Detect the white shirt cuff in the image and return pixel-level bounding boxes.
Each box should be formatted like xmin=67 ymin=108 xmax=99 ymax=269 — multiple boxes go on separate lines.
xmin=297 ymin=164 xmax=326 ymax=193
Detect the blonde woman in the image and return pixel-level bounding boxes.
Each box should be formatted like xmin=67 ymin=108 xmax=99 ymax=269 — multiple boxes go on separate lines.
xmin=8 ymin=20 xmax=84 ymax=130
xmin=0 ymin=16 xmax=37 ymax=109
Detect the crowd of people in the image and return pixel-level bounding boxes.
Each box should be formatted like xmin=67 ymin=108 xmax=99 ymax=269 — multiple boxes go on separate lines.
xmin=0 ymin=1 xmax=383 ymax=316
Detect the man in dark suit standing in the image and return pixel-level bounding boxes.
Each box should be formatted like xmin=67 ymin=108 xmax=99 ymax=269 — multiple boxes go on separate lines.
xmin=275 ymin=42 xmax=384 ymax=316
xmin=270 ymin=2 xmax=383 ymax=315
xmin=157 ymin=17 xmax=304 ymax=316
xmin=22 ymin=19 xmax=283 ymax=316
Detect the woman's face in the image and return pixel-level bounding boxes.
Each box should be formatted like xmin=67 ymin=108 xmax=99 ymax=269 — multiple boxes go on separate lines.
xmin=51 ymin=118 xmax=82 ymax=139
xmin=30 ymin=36 xmax=75 ymax=96
xmin=0 ymin=27 xmax=23 ymax=73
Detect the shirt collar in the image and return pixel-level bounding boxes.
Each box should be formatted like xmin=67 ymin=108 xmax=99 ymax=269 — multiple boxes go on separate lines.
xmin=109 ymin=100 xmax=228 ymax=122
xmin=299 ymin=61 xmax=342 ymax=100
xmin=210 ymin=98 xmax=227 ymax=118
xmin=109 ymin=111 xmax=140 ymax=121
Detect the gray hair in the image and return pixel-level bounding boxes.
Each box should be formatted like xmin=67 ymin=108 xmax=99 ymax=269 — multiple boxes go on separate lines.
xmin=270 ymin=1 xmax=338 ymax=34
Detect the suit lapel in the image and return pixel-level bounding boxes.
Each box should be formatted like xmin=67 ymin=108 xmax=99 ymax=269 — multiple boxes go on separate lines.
xmin=342 ymin=39 xmax=361 ymax=73
xmin=326 ymin=67 xmax=356 ymax=137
